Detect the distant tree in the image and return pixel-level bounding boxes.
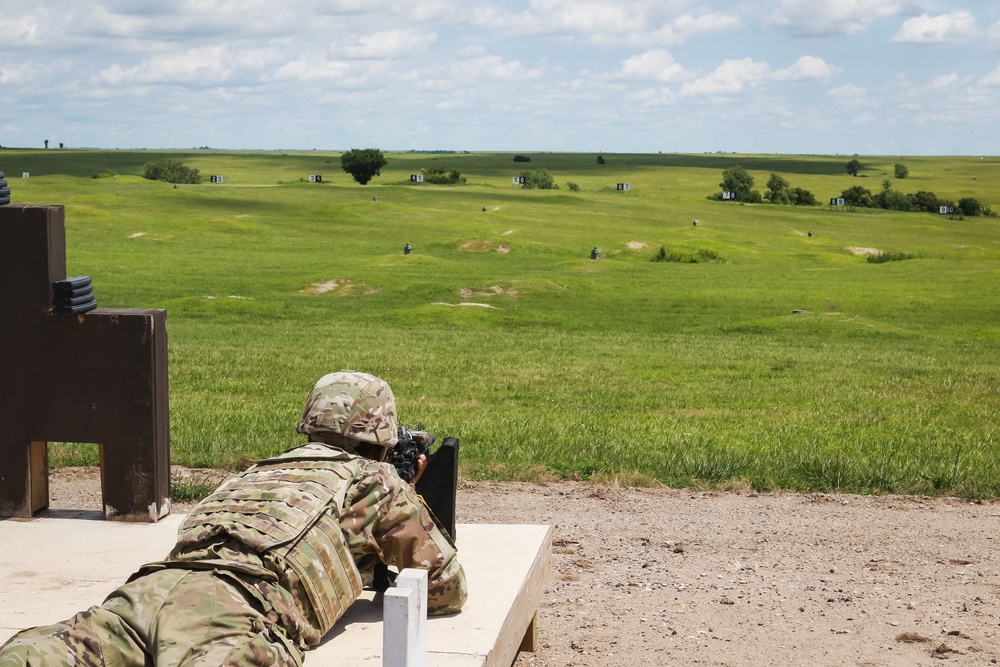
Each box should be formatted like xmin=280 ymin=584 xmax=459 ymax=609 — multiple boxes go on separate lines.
xmin=790 ymin=187 xmax=818 ymax=206
xmin=597 ymin=155 xmax=605 ymax=164
xmin=894 ymin=163 xmax=909 ymax=179
xmin=719 ymin=165 xmax=761 ymax=203
xmin=877 ymin=187 xmax=912 ymax=211
xmin=519 ymin=168 xmax=557 ymax=190
xmin=764 ymin=172 xmax=792 ymax=204
xmin=513 ymin=155 xmax=531 ymax=162
xmin=845 ymin=158 xmax=862 ymax=177
xmin=59 ymin=142 xmax=64 ymax=149
xmin=908 ymin=191 xmax=940 ymax=213
xmin=841 ymin=185 xmax=874 ymax=208
xmin=958 ymin=197 xmax=983 ymax=217
xmin=44 ymin=139 xmax=49 ymax=149
xmin=142 ymin=160 xmax=201 ymax=184
xmin=340 ymin=148 xmax=388 ymax=185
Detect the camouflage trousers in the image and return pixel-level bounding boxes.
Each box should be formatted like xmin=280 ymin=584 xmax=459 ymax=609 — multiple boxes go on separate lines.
xmin=0 ymin=567 xmax=304 ymax=667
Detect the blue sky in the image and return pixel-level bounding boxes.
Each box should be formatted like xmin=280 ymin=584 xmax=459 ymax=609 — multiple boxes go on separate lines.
xmin=2 ymin=0 xmax=999 ymax=154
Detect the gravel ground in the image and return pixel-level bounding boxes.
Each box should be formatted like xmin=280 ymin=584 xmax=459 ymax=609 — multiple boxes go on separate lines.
xmin=44 ymin=467 xmax=1000 ymax=666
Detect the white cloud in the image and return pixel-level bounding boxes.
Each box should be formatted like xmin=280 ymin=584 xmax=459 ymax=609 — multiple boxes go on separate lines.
xmin=765 ymin=0 xmax=909 ymax=37
xmin=891 ymin=11 xmax=979 ymax=44
xmin=828 ymin=84 xmax=877 ymax=108
xmin=680 ymin=57 xmax=770 ymax=97
xmin=981 ymin=63 xmax=1000 ymax=87
xmin=94 ymin=45 xmax=235 ymax=85
xmin=337 ymin=30 xmax=438 ymax=59
xmin=616 ymin=49 xmax=686 ymax=82
xmin=772 ymin=55 xmax=841 ymax=82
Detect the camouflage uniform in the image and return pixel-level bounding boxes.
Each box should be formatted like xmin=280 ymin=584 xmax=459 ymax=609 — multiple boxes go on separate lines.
xmin=0 ymin=371 xmax=467 ymax=667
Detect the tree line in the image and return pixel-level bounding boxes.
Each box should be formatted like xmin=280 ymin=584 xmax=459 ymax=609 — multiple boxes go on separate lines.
xmin=711 ymin=165 xmax=991 ymax=217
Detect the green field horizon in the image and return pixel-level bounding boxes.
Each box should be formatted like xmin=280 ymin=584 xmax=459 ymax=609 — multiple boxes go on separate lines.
xmin=4 ymin=148 xmax=999 ymax=497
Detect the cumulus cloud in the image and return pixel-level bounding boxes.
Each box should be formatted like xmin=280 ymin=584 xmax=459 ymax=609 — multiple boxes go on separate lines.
xmin=94 ymin=45 xmax=235 ymax=85
xmin=616 ymin=49 xmax=686 ymax=82
xmin=681 ymin=57 xmax=771 ymax=97
xmin=827 ymin=84 xmax=876 ymax=108
xmin=891 ymin=11 xmax=979 ymax=44
xmin=765 ymin=0 xmax=908 ymax=37
xmin=982 ymin=62 xmax=1000 ymax=87
xmin=337 ymin=29 xmax=438 ymax=59
xmin=677 ymin=55 xmax=838 ymax=97
xmin=772 ymin=55 xmax=841 ymax=82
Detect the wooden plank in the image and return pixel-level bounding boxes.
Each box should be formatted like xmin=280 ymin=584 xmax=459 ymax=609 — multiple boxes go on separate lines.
xmin=29 ymin=441 xmax=48 ymax=513
xmin=485 ymin=525 xmax=551 ymax=667
xmin=518 ymin=612 xmax=537 ymax=653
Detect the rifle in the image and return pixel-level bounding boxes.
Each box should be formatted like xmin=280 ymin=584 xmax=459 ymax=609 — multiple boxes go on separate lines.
xmin=370 ymin=425 xmax=460 ymax=591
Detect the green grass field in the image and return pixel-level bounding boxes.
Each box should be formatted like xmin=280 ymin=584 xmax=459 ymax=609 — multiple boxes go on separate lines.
xmin=5 ymin=148 xmax=999 ymax=497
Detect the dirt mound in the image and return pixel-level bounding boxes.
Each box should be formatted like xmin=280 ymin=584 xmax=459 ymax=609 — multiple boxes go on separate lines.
xmin=848 ymin=246 xmax=882 ymax=256
xmin=460 ymin=240 xmax=492 ymax=252
xmin=302 ymin=279 xmax=346 ymax=294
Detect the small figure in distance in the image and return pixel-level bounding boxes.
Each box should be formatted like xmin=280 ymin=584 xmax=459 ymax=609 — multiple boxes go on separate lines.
xmin=404 ymin=242 xmax=412 ymax=255
xmin=692 ymin=219 xmax=698 ymax=226
xmin=482 ymin=206 xmax=486 ymax=212
xmin=808 ymin=230 xmax=813 ymax=237
xmin=0 ymin=371 xmax=467 ymax=667
xmin=591 ymin=246 xmax=599 ymax=260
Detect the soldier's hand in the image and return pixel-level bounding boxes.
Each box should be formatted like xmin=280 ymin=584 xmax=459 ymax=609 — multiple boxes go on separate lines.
xmin=411 ymin=454 xmax=428 ymax=487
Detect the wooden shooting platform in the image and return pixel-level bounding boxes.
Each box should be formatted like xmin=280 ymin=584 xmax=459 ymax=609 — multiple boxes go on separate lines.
xmin=0 ymin=205 xmax=170 ymax=522
xmin=0 ymin=516 xmax=552 ymax=667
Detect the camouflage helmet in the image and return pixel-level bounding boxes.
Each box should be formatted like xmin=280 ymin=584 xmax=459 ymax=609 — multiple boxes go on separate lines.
xmin=295 ymin=371 xmax=399 ymax=447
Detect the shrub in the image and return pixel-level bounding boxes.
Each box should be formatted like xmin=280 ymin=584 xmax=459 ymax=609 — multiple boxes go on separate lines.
xmin=92 ymin=170 xmax=119 ymax=179
xmin=422 ymin=167 xmax=466 ymax=185
xmin=958 ymin=197 xmax=983 ymax=217
xmin=142 ymin=160 xmax=201 ymax=184
xmin=841 ymin=185 xmax=875 ymax=208
xmin=597 ymin=155 xmax=605 ymax=164
xmin=567 ymin=182 xmax=580 ymax=192
xmin=867 ymin=252 xmax=919 ymax=264
xmin=513 ymin=155 xmax=531 ymax=162
xmin=652 ymin=247 xmax=723 ymax=263
xmin=908 ymin=191 xmax=940 ymax=213
xmin=790 ymin=187 xmax=818 ymax=206
xmin=519 ymin=168 xmax=557 ymax=190
xmin=894 ymin=163 xmax=909 ymax=179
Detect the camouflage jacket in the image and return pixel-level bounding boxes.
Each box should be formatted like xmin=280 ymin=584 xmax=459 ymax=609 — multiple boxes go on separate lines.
xmin=160 ymin=443 xmax=467 ymax=647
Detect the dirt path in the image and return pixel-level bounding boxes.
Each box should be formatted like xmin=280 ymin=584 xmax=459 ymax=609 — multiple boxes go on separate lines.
xmin=44 ymin=468 xmax=1000 ymax=666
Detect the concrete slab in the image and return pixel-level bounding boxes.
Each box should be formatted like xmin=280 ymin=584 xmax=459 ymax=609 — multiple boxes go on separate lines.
xmin=0 ymin=515 xmax=551 ymax=667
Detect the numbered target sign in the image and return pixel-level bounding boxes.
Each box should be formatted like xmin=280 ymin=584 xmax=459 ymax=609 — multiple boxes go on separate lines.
xmin=411 ymin=174 xmax=424 ymax=182
xmin=210 ymin=175 xmax=224 ymax=183
xmin=513 ymin=176 xmax=525 ymax=184
xmin=939 ymin=205 xmax=954 ymax=214
xmin=617 ymin=183 xmax=631 ymax=191
xmin=309 ymin=175 xmax=322 ymax=183
xmin=829 ymin=198 xmax=837 ymax=206
xmin=22 ymin=172 xmax=29 ymax=178
xmin=722 ymin=191 xmax=733 ymax=200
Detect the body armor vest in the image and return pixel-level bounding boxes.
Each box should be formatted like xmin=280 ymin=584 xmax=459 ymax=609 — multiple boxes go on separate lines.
xmin=173 ymin=444 xmax=364 ymax=640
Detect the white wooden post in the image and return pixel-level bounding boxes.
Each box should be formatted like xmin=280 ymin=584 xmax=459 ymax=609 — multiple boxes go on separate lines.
xmin=397 ymin=569 xmax=428 ymax=661
xmin=383 ymin=568 xmax=427 ymax=667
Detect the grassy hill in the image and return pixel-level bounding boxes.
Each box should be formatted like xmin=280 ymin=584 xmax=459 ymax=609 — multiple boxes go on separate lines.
xmin=4 ymin=149 xmax=999 ymax=496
